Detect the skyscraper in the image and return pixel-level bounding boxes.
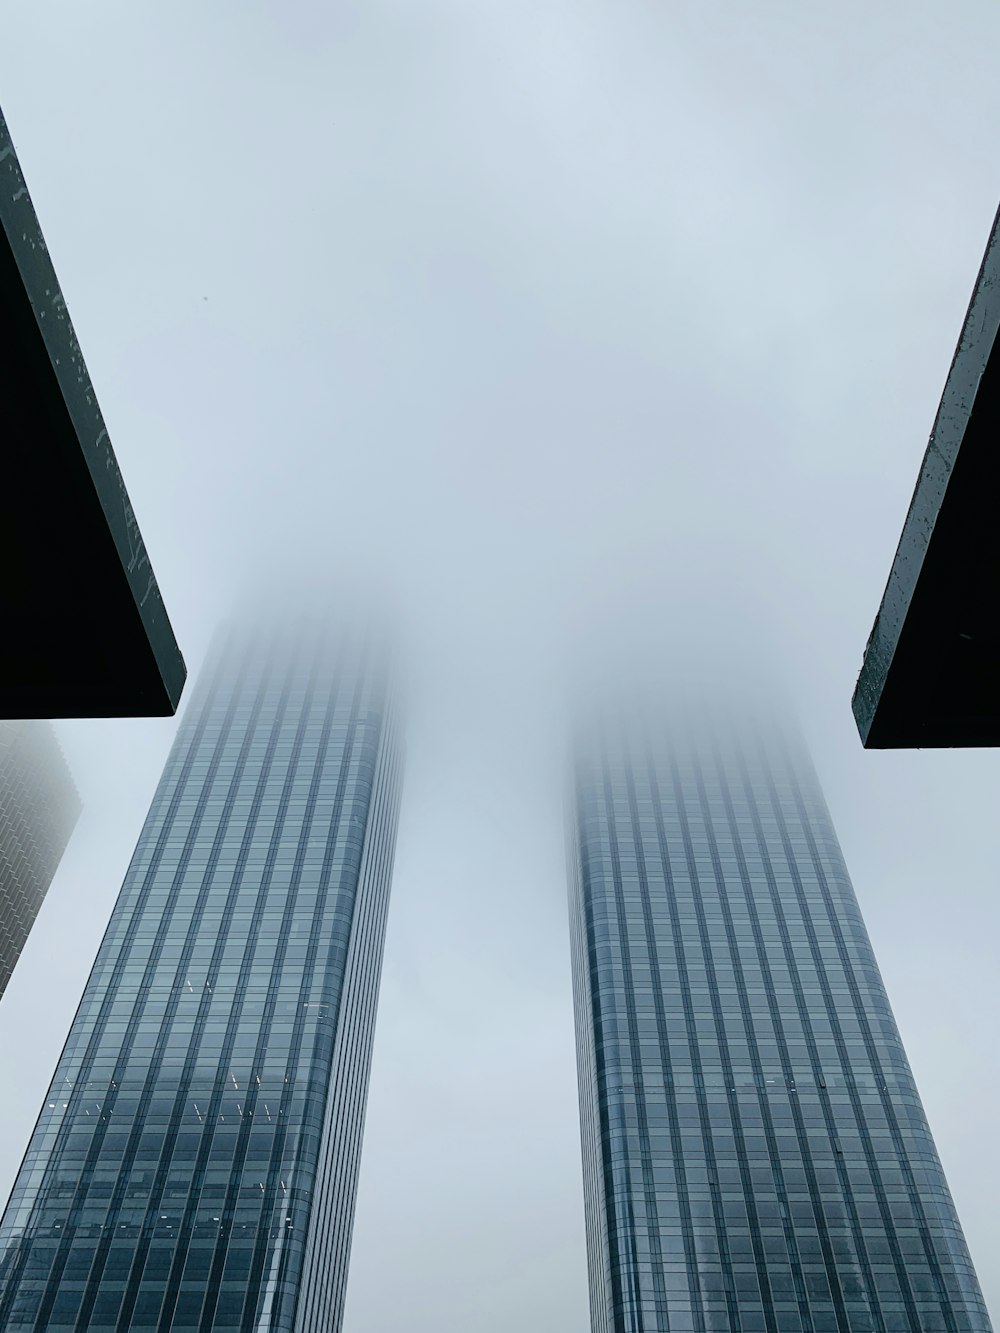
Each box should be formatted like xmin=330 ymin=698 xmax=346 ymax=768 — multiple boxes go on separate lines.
xmin=568 ymin=706 xmax=990 ymax=1333
xmin=0 ymin=721 xmax=81 ymax=1001
xmin=0 ymin=620 xmax=402 ymax=1331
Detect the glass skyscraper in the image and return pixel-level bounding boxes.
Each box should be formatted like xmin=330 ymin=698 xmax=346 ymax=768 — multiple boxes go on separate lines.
xmin=0 ymin=721 xmax=80 ymax=1001
xmin=568 ymin=707 xmax=990 ymax=1333
xmin=0 ymin=620 xmax=402 ymax=1331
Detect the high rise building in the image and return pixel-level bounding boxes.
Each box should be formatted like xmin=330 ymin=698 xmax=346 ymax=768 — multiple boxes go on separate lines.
xmin=0 ymin=620 xmax=402 ymax=1331
xmin=568 ymin=706 xmax=991 ymax=1333
xmin=0 ymin=721 xmax=81 ymax=1000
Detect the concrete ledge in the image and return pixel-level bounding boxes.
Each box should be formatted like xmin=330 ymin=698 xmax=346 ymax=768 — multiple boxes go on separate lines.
xmin=853 ymin=203 xmax=1000 ymax=748
xmin=0 ymin=108 xmax=185 ymax=718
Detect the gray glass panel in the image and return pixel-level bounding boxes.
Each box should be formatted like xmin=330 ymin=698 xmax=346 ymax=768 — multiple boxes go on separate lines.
xmin=569 ymin=716 xmax=991 ymax=1333
xmin=0 ymin=624 xmax=401 ymax=1331
xmin=0 ymin=722 xmax=80 ymax=998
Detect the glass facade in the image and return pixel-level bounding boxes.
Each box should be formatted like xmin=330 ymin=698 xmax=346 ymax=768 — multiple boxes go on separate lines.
xmin=0 ymin=621 xmax=402 ymax=1331
xmin=0 ymin=721 xmax=81 ymax=1000
xmin=569 ymin=712 xmax=991 ymax=1333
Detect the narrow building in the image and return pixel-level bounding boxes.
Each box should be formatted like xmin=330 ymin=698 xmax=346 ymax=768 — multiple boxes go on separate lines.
xmin=0 ymin=619 xmax=402 ymax=1331
xmin=0 ymin=721 xmax=80 ymax=1000
xmin=568 ymin=705 xmax=990 ymax=1332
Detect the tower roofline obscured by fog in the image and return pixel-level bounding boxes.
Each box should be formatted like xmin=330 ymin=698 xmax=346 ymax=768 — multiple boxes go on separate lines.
xmin=568 ymin=701 xmax=992 ymax=1330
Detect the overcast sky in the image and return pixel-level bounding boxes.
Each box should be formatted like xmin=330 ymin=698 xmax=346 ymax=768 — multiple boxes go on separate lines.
xmin=2 ymin=2 xmax=1000 ymax=1327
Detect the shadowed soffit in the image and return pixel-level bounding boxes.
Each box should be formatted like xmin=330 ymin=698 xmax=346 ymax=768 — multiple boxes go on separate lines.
xmin=853 ymin=203 xmax=1000 ymax=749
xmin=0 ymin=107 xmax=185 ymax=718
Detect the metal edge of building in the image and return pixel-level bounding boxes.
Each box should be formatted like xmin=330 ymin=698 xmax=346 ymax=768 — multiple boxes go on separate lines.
xmin=0 ymin=106 xmax=186 ymax=717
xmin=852 ymin=202 xmax=1000 ymax=748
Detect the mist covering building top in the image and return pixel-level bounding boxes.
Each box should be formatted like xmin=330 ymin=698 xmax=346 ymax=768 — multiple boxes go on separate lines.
xmin=0 ymin=721 xmax=80 ymax=999
xmin=0 ymin=618 xmax=402 ymax=1331
xmin=568 ymin=699 xmax=990 ymax=1332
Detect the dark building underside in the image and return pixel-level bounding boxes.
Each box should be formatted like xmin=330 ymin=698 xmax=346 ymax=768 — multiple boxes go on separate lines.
xmin=0 ymin=108 xmax=184 ymax=718
xmin=853 ymin=203 xmax=1000 ymax=748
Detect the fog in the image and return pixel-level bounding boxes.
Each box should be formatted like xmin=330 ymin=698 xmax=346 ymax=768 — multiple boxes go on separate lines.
xmin=2 ymin=1 xmax=1000 ymax=1327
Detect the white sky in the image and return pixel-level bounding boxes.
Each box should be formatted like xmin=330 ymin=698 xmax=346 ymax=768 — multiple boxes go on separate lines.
xmin=1 ymin=2 xmax=999 ymax=1328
